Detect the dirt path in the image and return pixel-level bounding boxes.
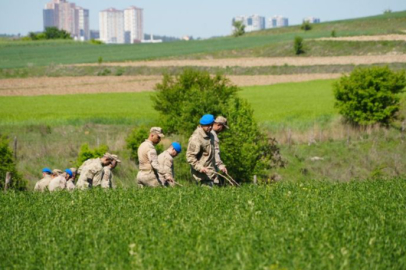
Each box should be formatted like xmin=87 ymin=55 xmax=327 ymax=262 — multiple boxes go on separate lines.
xmin=316 ymin=34 xmax=406 ymax=41
xmin=0 ymin=74 xmax=341 ymax=96
xmin=75 ymin=54 xmax=406 ymax=68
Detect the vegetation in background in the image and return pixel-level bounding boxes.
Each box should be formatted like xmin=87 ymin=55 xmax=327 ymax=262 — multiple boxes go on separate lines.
xmin=334 ymin=66 xmax=406 ymax=126
xmin=76 ymin=143 xmax=109 ymax=167
xmin=24 ymin=27 xmax=72 ymax=41
xmin=294 ymin=36 xmax=305 ymax=55
xmin=331 ymin=29 xmax=337 ymax=37
xmin=152 ymin=70 xmax=283 ymax=182
xmin=301 ymin=21 xmax=312 ymax=31
xmin=232 ymin=20 xmax=245 ymax=37
xmin=0 ymin=134 xmax=26 ymax=190
xmin=1 ymin=179 xmax=406 ymax=269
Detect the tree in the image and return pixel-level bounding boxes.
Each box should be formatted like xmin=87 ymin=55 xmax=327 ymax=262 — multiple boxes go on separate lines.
xmin=0 ymin=135 xmax=27 ymax=190
xmin=232 ymin=20 xmax=245 ymax=37
xmin=294 ymin=36 xmax=304 ymax=55
xmin=151 ymin=69 xmax=284 ymax=182
xmin=44 ymin=27 xmax=72 ymax=39
xmin=333 ymin=66 xmax=406 ymax=126
xmin=301 ymin=21 xmax=312 ymax=31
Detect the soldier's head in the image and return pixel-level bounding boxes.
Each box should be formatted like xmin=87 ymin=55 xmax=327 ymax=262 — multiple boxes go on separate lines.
xmin=64 ymin=169 xmax=73 ymax=180
xmin=169 ymin=142 xmax=182 ymax=157
xmin=101 ymin=153 xmax=114 ymax=166
xmin=213 ymin=116 xmax=229 ymax=133
xmin=199 ymin=114 xmax=214 ymax=134
xmin=110 ymin=154 xmax=121 ymax=169
xmin=149 ymin=127 xmax=165 ymax=145
xmin=52 ymin=169 xmax=63 ymax=178
xmin=42 ymin=167 xmax=52 ymax=177
xmin=70 ymin=168 xmax=77 ymax=179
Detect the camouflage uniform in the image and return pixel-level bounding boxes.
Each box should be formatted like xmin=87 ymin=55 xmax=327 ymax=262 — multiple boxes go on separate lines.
xmin=158 ymin=150 xmax=175 ymax=187
xmin=137 ymin=140 xmax=163 ymax=187
xmin=76 ymin=158 xmax=104 ymax=189
xmin=66 ymin=179 xmax=76 ymax=191
xmin=48 ymin=175 xmax=66 ymax=192
xmin=34 ymin=175 xmax=52 ymax=192
xmin=186 ymin=126 xmax=216 ymax=185
xmin=211 ymin=130 xmax=226 ymax=172
xmin=100 ymin=166 xmax=114 ymax=189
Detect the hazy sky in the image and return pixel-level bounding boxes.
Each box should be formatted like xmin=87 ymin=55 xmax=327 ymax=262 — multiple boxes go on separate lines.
xmin=1 ymin=0 xmax=405 ymax=38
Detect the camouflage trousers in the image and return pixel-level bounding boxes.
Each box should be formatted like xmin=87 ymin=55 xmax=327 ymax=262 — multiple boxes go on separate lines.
xmin=137 ymin=170 xmax=162 ymax=188
xmin=191 ymin=168 xmax=218 ymax=187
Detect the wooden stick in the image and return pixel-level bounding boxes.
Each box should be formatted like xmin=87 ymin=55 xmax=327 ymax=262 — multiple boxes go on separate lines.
xmin=211 ymin=171 xmax=235 ymax=187
xmin=5 ymin=172 xmax=11 ymax=191
xmin=225 ymin=172 xmax=241 ymax=186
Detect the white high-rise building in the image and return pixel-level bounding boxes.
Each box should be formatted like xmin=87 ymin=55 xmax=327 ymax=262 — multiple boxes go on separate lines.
xmin=43 ymin=0 xmax=89 ymax=40
xmin=124 ymin=6 xmax=143 ymax=43
xmin=232 ymin=15 xmax=265 ymax=33
xmin=99 ymin=8 xmax=125 ymax=44
xmin=268 ymin=16 xmax=289 ymax=28
xmin=304 ymin=17 xmax=321 ymax=23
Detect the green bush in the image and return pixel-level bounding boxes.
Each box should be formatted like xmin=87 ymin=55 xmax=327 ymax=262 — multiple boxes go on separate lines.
xmin=152 ymin=69 xmax=283 ymax=182
xmin=294 ymin=36 xmax=304 ymax=55
xmin=333 ymin=66 xmax=406 ymax=125
xmin=331 ymin=30 xmax=336 ymax=37
xmin=27 ymin=27 xmax=72 ymax=41
xmin=0 ymin=135 xmax=27 ymax=190
xmin=76 ymin=143 xmax=109 ymax=167
xmin=232 ymin=20 xmax=245 ymax=37
xmin=126 ymin=126 xmax=163 ymax=165
xmin=301 ymin=21 xmax=312 ymax=31
xmin=90 ymin=39 xmax=104 ymax=45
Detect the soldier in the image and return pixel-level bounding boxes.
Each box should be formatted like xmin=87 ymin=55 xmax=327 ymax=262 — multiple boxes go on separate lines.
xmin=76 ymin=153 xmax=113 ymax=190
xmin=65 ymin=168 xmax=76 ymax=191
xmin=48 ymin=169 xmax=66 ymax=192
xmin=34 ymin=168 xmax=53 ymax=192
xmin=158 ymin=142 xmax=181 ymax=187
xmin=212 ymin=116 xmax=229 ymax=175
xmin=101 ymin=154 xmax=121 ymax=189
xmin=186 ymin=114 xmax=217 ymax=187
xmin=136 ymin=127 xmax=165 ymax=187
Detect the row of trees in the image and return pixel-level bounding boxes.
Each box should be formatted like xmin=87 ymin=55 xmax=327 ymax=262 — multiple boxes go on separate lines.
xmin=24 ymin=27 xmax=72 ymax=41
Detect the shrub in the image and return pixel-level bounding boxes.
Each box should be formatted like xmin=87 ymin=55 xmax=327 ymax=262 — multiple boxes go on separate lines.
xmin=333 ymin=66 xmax=406 ymax=126
xmin=97 ymin=68 xmax=111 ymax=76
xmin=331 ymin=30 xmax=336 ymax=37
xmin=76 ymin=143 xmax=109 ymax=167
xmin=151 ymin=69 xmax=283 ymax=182
xmin=232 ymin=20 xmax=245 ymax=37
xmin=301 ymin=21 xmax=312 ymax=31
xmin=0 ymin=135 xmax=27 ymax=190
xmin=294 ymin=36 xmax=304 ymax=55
xmin=126 ymin=126 xmax=163 ymax=165
xmin=90 ymin=39 xmax=104 ymax=45
xmin=98 ymin=56 xmax=103 ymax=65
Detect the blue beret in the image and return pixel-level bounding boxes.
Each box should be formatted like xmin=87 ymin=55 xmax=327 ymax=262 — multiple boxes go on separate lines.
xmin=65 ymin=169 xmax=73 ymax=178
xmin=200 ymin=114 xmax=214 ymax=125
xmin=42 ymin=168 xmax=52 ymax=174
xmin=171 ymin=142 xmax=182 ymax=153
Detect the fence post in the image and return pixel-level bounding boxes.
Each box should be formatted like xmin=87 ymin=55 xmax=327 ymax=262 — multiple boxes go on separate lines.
xmin=4 ymin=172 xmax=11 ymax=191
xmin=253 ymin=175 xmax=257 ymax=185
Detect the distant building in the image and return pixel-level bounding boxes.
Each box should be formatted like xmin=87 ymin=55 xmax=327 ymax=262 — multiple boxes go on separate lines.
xmin=232 ymin=15 xmax=265 ymax=33
xmin=141 ymin=34 xmax=162 ymax=43
xmin=124 ymin=6 xmax=143 ymax=43
xmin=304 ymin=17 xmax=321 ymax=23
xmin=268 ymin=16 xmax=289 ymax=28
xmin=99 ymin=8 xmax=125 ymax=44
xmin=90 ymin=30 xmax=100 ymax=40
xmin=43 ymin=0 xmax=89 ymax=40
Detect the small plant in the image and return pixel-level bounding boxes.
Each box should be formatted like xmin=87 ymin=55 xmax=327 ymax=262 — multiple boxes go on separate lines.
xmin=301 ymin=21 xmax=312 ymax=31
xmin=76 ymin=143 xmax=109 ymax=167
xmin=333 ymin=66 xmax=406 ymax=126
xmin=331 ymin=30 xmax=336 ymax=37
xmin=90 ymin=39 xmax=104 ymax=45
xmin=115 ymin=68 xmax=125 ymax=76
xmin=98 ymin=56 xmax=103 ymax=65
xmin=294 ymin=36 xmax=305 ymax=55
xmin=232 ymin=20 xmax=245 ymax=37
xmin=97 ymin=68 xmax=111 ymax=76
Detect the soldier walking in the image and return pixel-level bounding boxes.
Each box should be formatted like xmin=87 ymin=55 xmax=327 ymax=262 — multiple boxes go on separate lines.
xmin=186 ymin=114 xmax=217 ymax=187
xmin=158 ymin=142 xmax=181 ymax=187
xmin=136 ymin=127 xmax=165 ymax=187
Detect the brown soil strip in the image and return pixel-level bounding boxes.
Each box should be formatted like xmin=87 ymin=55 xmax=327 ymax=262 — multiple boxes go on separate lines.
xmin=0 ymin=74 xmax=341 ymax=96
xmin=316 ymin=34 xmax=406 ymax=41
xmin=75 ymin=55 xmax=406 ymax=68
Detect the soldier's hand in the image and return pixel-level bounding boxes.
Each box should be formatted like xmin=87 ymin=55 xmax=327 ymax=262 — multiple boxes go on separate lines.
xmin=221 ymin=167 xmax=228 ymax=174
xmin=167 ymin=177 xmax=174 ymax=183
xmin=200 ymin=167 xmax=209 ymax=173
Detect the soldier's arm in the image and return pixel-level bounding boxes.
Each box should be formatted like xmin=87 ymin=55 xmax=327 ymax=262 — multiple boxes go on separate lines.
xmin=163 ymin=157 xmax=174 ymax=181
xmin=186 ymin=138 xmax=204 ymax=172
xmin=148 ymin=148 xmax=162 ymax=173
xmin=214 ymin=144 xmax=226 ymax=171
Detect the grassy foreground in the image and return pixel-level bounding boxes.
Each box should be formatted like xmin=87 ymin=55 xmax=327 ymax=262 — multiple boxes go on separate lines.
xmin=1 ymin=179 xmax=405 ymax=269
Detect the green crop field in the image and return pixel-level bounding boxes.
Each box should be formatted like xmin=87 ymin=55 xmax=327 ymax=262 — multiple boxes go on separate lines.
xmin=1 ymin=179 xmax=405 ymax=269
xmin=0 ymin=11 xmax=405 ymax=69
xmin=0 ymin=80 xmax=338 ymax=129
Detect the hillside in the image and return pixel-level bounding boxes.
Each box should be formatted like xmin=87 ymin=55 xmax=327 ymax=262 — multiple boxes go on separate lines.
xmin=0 ymin=11 xmax=405 ymax=69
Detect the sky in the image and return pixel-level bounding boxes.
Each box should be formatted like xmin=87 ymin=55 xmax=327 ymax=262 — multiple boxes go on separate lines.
xmin=0 ymin=0 xmax=405 ymax=38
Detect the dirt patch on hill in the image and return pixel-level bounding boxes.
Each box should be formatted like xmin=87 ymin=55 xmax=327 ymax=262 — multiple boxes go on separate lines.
xmin=316 ymin=34 xmax=406 ymax=42
xmin=75 ymin=55 xmax=406 ymax=68
xmin=0 ymin=74 xmax=341 ymax=96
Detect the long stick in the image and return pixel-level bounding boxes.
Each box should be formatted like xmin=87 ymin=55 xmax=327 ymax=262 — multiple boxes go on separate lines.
xmin=212 ymin=171 xmax=235 ymax=187
xmin=173 ymin=181 xmax=183 ymax=187
xmin=225 ymin=172 xmax=241 ymax=186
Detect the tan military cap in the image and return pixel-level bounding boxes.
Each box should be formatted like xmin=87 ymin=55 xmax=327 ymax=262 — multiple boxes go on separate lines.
xmin=70 ymin=168 xmax=77 ymax=174
xmin=150 ymin=127 xmax=165 ymax=138
xmin=103 ymin=153 xmax=114 ymax=160
xmin=111 ymin=154 xmax=121 ymax=163
xmin=52 ymin=169 xmax=63 ymax=175
xmin=215 ymin=116 xmax=229 ymax=129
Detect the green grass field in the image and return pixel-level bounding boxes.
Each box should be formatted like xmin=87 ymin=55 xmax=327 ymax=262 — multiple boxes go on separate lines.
xmin=0 ymin=80 xmax=338 ymax=129
xmin=0 ymin=11 xmax=405 ymax=69
xmin=1 ymin=180 xmax=405 ymax=269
